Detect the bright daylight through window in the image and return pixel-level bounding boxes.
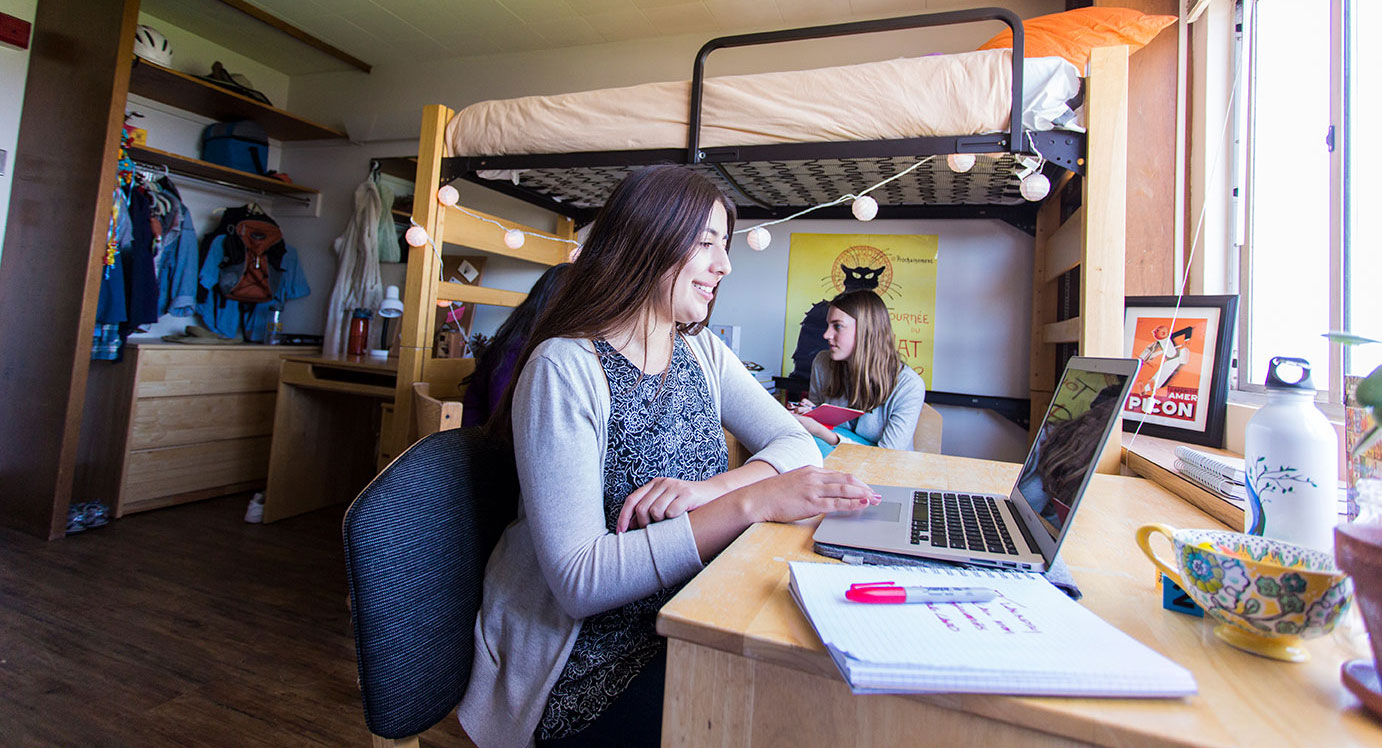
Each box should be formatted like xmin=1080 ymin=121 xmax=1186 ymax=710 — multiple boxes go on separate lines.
xmin=1240 ymin=0 xmax=1374 ymax=397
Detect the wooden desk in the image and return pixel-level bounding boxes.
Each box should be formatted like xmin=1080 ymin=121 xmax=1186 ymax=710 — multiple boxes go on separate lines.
xmin=657 ymin=444 xmax=1381 ymax=747
xmin=262 ymin=354 xmax=397 ymax=523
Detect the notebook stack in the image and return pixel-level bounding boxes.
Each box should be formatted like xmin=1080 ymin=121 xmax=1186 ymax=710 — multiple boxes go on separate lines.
xmin=1172 ymin=446 xmax=1246 ymax=502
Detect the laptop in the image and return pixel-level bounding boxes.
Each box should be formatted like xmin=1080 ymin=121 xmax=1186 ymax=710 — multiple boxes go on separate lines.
xmin=813 ymin=356 xmax=1140 ymax=573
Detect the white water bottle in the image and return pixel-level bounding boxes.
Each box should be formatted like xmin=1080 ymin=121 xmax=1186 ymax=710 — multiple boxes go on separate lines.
xmin=1243 ymin=356 xmax=1338 ymax=553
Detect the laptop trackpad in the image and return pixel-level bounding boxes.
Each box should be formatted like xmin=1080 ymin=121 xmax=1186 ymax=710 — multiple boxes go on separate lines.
xmin=855 ymin=501 xmax=902 ymax=523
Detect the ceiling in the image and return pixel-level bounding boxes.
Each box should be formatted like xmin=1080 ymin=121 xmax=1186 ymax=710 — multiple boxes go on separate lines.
xmin=139 ymin=0 xmax=994 ymax=76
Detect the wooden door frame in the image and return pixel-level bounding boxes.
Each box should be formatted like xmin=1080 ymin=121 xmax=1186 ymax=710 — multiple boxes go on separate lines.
xmin=0 ymin=0 xmax=142 ymax=539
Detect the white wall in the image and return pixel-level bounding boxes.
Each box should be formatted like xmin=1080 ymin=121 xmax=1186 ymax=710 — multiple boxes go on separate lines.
xmin=0 ymin=0 xmax=37 ymax=265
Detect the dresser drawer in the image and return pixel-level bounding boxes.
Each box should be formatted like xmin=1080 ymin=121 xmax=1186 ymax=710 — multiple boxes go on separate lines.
xmin=121 ymin=436 xmax=271 ymax=513
xmin=134 ymin=347 xmax=302 ymax=398
xmin=129 ymin=392 xmax=276 ymax=450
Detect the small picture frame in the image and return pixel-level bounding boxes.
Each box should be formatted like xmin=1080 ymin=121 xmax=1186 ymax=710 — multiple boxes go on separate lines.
xmin=1121 ymin=295 xmax=1238 ymax=447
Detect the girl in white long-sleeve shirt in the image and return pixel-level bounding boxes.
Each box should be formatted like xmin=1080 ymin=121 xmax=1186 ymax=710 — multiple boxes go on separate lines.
xmin=458 ymin=166 xmax=876 ymax=748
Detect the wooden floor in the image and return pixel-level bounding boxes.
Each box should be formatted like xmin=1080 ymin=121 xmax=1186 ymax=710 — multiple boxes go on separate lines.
xmin=0 ymin=493 xmax=473 ymax=747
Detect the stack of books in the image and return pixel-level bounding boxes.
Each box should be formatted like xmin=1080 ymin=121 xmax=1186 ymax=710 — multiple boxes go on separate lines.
xmin=1172 ymin=446 xmax=1246 ymax=501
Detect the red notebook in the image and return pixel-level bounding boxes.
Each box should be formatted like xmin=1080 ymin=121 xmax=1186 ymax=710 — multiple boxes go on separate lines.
xmin=805 ymin=404 xmax=865 ymax=429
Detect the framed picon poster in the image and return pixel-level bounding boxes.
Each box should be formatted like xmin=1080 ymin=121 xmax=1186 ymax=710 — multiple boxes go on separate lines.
xmin=1121 ymin=295 xmax=1238 ymax=447
xmin=782 ymin=233 xmax=939 ymax=388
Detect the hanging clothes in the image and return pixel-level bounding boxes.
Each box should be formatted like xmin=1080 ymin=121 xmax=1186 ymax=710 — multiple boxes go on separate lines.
xmin=197 ymin=231 xmax=310 ymax=342
xmin=323 ymin=179 xmax=384 ymax=356
xmin=122 ymin=185 xmax=162 ymax=334
xmin=375 ymin=179 xmax=400 ymax=263
xmin=152 ymin=177 xmax=200 ymax=318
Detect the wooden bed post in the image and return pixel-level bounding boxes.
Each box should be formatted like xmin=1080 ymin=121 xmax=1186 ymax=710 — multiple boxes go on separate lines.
xmin=1084 ymin=45 xmax=1129 ymax=474
xmin=1030 ymin=45 xmax=1128 ymax=474
xmin=388 ymin=105 xmax=452 ymax=460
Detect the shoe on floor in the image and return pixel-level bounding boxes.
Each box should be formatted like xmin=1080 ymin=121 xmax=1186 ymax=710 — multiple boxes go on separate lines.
xmin=244 ymin=492 xmax=265 ymax=523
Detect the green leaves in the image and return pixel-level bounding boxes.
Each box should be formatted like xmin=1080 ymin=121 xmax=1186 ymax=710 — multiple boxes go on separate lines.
xmin=1324 ymin=331 xmax=1382 ymax=346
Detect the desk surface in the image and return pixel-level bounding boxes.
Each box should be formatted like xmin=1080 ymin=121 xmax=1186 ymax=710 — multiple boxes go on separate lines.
xmin=657 ymin=444 xmax=1381 ymax=748
xmin=280 ymin=352 xmax=399 ymax=374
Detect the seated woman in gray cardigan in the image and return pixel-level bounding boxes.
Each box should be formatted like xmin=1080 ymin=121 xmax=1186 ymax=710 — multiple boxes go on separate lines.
xmin=788 ymin=289 xmax=926 ymax=455
xmin=458 ymin=166 xmax=877 ymax=748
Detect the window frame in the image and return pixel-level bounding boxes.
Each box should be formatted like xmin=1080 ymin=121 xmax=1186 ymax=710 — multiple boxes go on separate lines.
xmin=1232 ymin=0 xmax=1348 ymax=406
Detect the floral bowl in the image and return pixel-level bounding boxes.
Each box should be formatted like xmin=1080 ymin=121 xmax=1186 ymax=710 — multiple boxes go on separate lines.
xmin=1136 ymin=524 xmax=1353 ymax=662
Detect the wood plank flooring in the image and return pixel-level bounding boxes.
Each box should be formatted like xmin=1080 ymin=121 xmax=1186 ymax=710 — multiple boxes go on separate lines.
xmin=0 ymin=494 xmax=474 ymax=747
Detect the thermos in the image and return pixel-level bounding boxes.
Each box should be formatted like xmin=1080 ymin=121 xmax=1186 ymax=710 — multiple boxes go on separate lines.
xmin=1243 ymin=356 xmax=1338 ymax=553
xmin=347 ymin=308 xmax=371 ymax=356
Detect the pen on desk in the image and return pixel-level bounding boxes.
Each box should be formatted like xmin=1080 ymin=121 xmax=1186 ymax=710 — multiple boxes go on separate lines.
xmin=845 ymin=582 xmax=997 ymax=604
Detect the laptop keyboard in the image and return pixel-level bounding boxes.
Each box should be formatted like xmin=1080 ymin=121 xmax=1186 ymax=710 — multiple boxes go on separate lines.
xmin=910 ymin=491 xmax=1019 ymax=555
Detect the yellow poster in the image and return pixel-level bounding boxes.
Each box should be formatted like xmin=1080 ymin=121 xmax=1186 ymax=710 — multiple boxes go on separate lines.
xmin=782 ymin=233 xmax=938 ymax=387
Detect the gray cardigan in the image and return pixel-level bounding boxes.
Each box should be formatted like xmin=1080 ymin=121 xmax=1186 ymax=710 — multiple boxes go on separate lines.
xmin=808 ymin=350 xmax=927 ymax=451
xmin=457 ymin=332 xmax=820 ymax=748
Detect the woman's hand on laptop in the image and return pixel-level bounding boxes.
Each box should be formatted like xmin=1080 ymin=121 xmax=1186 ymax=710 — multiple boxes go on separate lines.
xmin=741 ymin=466 xmax=877 ymax=524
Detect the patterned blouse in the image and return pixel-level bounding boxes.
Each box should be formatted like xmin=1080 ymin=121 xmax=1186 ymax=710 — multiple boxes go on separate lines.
xmin=537 ymin=333 xmax=728 ymax=740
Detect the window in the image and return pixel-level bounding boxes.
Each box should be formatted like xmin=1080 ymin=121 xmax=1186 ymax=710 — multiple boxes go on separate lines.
xmin=1235 ymin=0 xmax=1374 ymax=399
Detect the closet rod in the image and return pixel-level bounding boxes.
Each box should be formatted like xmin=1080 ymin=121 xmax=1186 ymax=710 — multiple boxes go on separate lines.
xmin=131 ymin=161 xmax=312 ymax=206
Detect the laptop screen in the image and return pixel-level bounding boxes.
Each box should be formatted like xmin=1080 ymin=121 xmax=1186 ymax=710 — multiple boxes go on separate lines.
xmin=1013 ymin=362 xmax=1135 ymax=549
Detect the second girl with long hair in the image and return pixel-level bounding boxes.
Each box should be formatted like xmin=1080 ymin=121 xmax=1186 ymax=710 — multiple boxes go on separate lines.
xmin=790 ymin=288 xmax=926 ymax=454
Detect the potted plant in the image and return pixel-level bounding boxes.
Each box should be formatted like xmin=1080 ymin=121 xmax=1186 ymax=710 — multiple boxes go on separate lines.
xmin=1325 ymin=332 xmax=1382 ymax=457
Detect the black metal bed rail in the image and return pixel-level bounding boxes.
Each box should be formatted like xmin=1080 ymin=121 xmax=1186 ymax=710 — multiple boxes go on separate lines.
xmin=687 ymin=7 xmax=1026 ymax=165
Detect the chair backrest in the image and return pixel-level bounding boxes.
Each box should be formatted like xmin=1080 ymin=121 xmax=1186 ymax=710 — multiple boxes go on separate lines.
xmin=343 ymin=427 xmax=517 ymax=741
xmin=412 ymin=381 xmax=463 ymax=443
xmin=913 ymin=403 xmax=943 ymax=453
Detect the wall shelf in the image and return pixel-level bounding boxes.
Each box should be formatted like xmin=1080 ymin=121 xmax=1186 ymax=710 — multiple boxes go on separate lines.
xmin=129 ymin=58 xmax=347 ymax=141
xmin=129 ymin=145 xmax=318 ymax=198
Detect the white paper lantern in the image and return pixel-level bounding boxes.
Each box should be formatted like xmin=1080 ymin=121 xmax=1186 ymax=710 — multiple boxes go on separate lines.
xmin=1020 ymin=172 xmax=1051 ymax=202
xmin=746 ymin=226 xmax=771 ymax=251
xmin=504 ymin=229 xmax=526 ymax=249
xmin=851 ymin=195 xmax=879 ymax=221
xmin=437 ymin=184 xmax=459 ymax=206
xmin=946 ymin=153 xmax=976 ymax=173
xmin=404 ymin=226 xmax=429 ymax=247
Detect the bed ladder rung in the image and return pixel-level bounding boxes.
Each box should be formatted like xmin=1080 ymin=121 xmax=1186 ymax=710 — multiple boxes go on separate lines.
xmin=1042 ymin=317 xmax=1081 ymax=344
xmin=1041 ymin=206 xmax=1085 ymax=283
xmin=436 ymin=281 xmax=526 ymax=308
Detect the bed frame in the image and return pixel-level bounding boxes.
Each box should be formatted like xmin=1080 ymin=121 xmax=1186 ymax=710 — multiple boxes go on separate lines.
xmin=382 ymin=9 xmax=1128 ymax=467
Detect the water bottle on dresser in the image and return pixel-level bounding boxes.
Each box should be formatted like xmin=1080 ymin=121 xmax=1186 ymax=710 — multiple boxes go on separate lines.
xmin=1244 ymin=357 xmax=1338 ymax=553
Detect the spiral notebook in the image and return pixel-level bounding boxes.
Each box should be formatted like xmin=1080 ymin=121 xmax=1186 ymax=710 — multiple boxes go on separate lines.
xmin=788 ymin=561 xmax=1197 ymax=697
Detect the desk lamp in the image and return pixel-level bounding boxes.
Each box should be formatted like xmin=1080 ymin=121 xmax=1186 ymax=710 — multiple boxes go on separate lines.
xmin=374 ymin=285 xmax=405 ymax=356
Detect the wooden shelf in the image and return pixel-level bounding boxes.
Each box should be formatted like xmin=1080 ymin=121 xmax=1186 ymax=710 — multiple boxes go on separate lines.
xmin=128 ymin=145 xmax=318 ymax=197
xmin=129 ymin=58 xmax=347 ymax=142
xmin=1122 ymin=433 xmax=1244 ymax=529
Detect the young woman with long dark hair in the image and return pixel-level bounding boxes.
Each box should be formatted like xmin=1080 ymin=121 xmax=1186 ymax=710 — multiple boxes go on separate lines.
xmin=788 ymin=288 xmax=926 ymax=455
xmin=458 ymin=166 xmax=876 ymax=748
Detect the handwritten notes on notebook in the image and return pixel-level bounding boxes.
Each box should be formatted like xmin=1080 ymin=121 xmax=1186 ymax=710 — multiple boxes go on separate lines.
xmin=788 ymin=561 xmax=1197 ymax=697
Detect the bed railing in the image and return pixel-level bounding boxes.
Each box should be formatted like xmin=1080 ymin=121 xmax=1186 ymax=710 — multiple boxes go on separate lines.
xmin=686 ymin=7 xmax=1026 ymax=165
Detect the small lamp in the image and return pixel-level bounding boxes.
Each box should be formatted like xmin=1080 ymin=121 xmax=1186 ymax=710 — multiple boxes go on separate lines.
xmin=379 ymin=285 xmax=404 ymax=318
xmin=375 ymin=285 xmax=405 ymax=355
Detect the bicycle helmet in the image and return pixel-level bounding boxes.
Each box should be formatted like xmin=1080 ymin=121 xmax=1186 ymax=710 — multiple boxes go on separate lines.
xmin=133 ymin=25 xmax=172 ymax=67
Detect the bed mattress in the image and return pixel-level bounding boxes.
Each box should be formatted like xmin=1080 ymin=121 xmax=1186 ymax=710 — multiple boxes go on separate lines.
xmin=445 ymin=49 xmax=1081 ymax=159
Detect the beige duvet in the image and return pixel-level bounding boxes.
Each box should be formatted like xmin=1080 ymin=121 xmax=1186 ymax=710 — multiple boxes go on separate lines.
xmin=445 ymin=49 xmax=1080 ymax=159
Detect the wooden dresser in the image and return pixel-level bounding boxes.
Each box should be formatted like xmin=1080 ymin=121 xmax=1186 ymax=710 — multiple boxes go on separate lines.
xmin=75 ymin=343 xmax=318 ymax=517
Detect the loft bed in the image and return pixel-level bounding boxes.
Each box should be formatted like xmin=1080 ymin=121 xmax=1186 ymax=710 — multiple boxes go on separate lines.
xmin=382 ymin=8 xmax=1127 ymax=465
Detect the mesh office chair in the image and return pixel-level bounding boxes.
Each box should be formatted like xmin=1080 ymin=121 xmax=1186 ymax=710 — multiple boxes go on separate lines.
xmin=343 ymin=427 xmax=517 ymax=747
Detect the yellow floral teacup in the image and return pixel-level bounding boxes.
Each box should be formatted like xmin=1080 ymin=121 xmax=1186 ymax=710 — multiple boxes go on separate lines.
xmin=1135 ymin=524 xmax=1352 ymax=662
